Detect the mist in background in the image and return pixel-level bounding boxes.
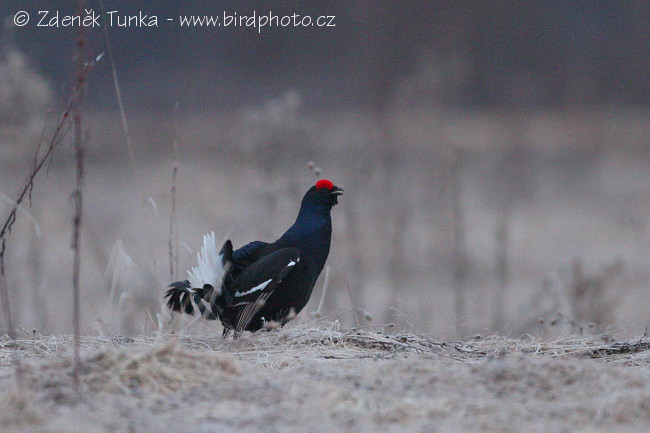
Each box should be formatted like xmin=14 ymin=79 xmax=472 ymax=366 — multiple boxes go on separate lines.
xmin=1 ymin=1 xmax=649 ymax=338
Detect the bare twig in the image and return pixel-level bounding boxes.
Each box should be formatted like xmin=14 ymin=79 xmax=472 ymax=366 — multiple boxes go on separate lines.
xmin=99 ymin=0 xmax=135 ymax=168
xmin=0 ymin=252 xmax=12 ymax=338
xmin=168 ymin=139 xmax=179 ymax=282
xmin=0 ymin=73 xmax=75 ymax=341
xmin=314 ymin=265 xmax=330 ymax=317
xmin=493 ymin=209 xmax=510 ymax=330
xmin=0 ymin=110 xmax=73 ymax=248
xmin=450 ymin=148 xmax=468 ymax=336
xmin=71 ymin=0 xmax=89 ymax=393
xmin=100 ymin=0 xmax=165 ymax=283
xmin=0 ymin=8 xmax=102 ymax=343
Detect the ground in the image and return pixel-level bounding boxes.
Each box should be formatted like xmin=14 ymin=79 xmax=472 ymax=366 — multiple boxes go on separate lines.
xmin=0 ymin=321 xmax=649 ymax=433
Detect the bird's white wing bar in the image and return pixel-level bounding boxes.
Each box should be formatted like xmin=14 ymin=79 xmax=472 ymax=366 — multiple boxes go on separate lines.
xmin=234 ymin=278 xmax=272 ymax=297
xmin=187 ymin=232 xmax=225 ymax=294
xmin=229 ymin=247 xmax=300 ymax=309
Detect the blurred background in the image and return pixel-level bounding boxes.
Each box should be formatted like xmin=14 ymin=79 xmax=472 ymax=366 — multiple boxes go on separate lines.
xmin=0 ymin=1 xmax=648 ymax=338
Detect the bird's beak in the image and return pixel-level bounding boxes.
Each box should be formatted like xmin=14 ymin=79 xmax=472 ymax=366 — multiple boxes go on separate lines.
xmin=330 ymin=186 xmax=343 ymax=206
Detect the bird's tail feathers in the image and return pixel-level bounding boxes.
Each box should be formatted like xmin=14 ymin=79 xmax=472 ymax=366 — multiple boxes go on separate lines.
xmin=165 ymin=233 xmax=233 ymax=320
xmin=164 ymin=280 xmax=221 ymax=320
xmin=187 ymin=232 xmax=227 ymax=295
xmin=165 ymin=280 xmax=196 ymax=315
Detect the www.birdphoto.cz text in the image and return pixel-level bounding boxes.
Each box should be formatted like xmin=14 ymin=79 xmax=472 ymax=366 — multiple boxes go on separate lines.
xmin=14 ymin=9 xmax=336 ymax=32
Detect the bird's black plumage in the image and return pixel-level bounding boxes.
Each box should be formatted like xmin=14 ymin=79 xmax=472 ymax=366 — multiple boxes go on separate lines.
xmin=165 ymin=179 xmax=343 ymax=337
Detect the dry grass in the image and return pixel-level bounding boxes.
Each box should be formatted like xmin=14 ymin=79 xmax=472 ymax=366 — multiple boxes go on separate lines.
xmin=0 ymin=322 xmax=648 ymax=432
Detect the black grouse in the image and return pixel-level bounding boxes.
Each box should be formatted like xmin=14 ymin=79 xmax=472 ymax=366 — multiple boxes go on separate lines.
xmin=165 ymin=179 xmax=343 ymax=337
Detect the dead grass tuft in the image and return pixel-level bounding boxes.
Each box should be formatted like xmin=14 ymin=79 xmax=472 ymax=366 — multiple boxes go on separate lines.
xmin=79 ymin=340 xmax=240 ymax=394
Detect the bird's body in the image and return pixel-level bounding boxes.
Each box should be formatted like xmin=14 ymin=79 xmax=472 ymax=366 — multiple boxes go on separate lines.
xmin=165 ymin=179 xmax=342 ymax=337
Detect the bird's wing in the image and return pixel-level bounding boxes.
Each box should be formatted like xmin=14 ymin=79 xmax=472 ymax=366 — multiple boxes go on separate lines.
xmin=228 ymin=247 xmax=300 ymax=332
xmin=232 ymin=241 xmax=269 ymax=267
xmin=230 ymin=247 xmax=300 ymax=304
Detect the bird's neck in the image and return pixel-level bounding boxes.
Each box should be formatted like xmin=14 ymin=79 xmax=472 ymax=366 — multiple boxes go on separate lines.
xmin=279 ymin=207 xmax=332 ymax=274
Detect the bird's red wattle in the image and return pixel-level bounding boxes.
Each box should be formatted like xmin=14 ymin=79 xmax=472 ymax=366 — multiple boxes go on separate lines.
xmin=316 ymin=179 xmax=334 ymax=190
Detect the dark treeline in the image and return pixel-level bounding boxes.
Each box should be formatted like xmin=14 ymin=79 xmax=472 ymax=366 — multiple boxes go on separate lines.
xmin=2 ymin=0 xmax=649 ymax=111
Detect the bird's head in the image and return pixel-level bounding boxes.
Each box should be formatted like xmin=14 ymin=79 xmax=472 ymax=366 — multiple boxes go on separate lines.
xmin=302 ymin=179 xmax=344 ymax=210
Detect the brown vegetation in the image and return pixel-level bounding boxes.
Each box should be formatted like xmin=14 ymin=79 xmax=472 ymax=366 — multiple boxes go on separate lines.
xmin=0 ymin=323 xmax=649 ymax=432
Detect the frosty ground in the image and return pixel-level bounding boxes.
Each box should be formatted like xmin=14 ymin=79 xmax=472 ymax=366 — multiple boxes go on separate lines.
xmin=0 ymin=322 xmax=648 ymax=433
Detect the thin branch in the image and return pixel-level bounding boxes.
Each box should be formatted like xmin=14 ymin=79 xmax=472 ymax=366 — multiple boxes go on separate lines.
xmin=168 ymin=139 xmax=179 ymax=282
xmin=0 ymin=14 xmax=105 ymax=342
xmin=0 ymin=249 xmax=12 ymax=338
xmin=100 ymin=0 xmax=162 ymax=278
xmin=0 ymin=77 xmax=76 ymax=341
xmin=0 ymin=107 xmax=73 ymax=248
xmin=314 ymin=265 xmax=330 ymax=317
xmin=450 ymin=148 xmax=468 ymax=337
xmin=99 ymin=0 xmax=136 ymax=168
xmin=71 ymin=0 xmax=89 ymax=393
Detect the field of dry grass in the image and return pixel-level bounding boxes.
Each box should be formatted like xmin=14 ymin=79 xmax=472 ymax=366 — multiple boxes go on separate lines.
xmin=0 ymin=321 xmax=649 ymax=432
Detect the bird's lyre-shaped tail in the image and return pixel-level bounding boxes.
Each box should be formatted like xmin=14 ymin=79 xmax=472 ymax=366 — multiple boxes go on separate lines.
xmin=165 ymin=232 xmax=232 ymax=320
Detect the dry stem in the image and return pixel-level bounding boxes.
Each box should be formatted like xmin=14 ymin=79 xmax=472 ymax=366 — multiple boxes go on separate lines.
xmin=71 ymin=0 xmax=89 ymax=392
